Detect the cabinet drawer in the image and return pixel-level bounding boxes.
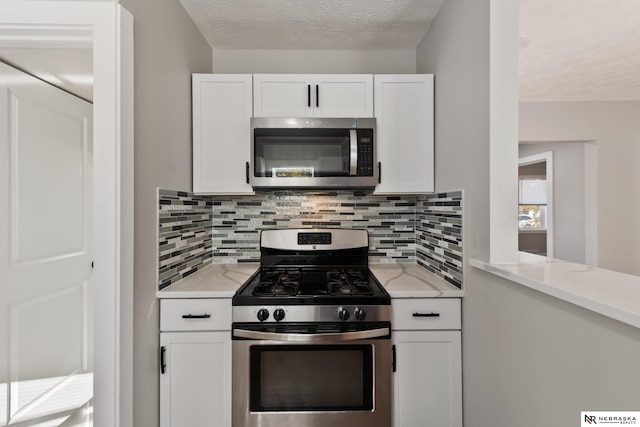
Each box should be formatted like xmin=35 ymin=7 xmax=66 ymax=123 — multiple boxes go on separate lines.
xmin=391 ymin=298 xmax=461 ymax=330
xmin=161 ymin=299 xmax=231 ymax=331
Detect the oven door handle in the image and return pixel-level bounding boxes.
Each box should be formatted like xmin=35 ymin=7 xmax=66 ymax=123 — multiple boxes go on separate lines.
xmin=233 ymin=327 xmax=390 ymax=342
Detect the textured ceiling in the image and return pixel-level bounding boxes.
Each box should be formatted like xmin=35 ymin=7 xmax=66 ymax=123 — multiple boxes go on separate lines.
xmin=519 ymin=0 xmax=640 ymax=101
xmin=178 ymin=0 xmax=446 ymax=50
xmin=3 ymin=1 xmax=637 ymax=103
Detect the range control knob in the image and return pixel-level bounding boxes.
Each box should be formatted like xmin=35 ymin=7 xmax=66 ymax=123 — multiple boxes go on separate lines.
xmin=273 ymin=308 xmax=285 ymax=322
xmin=256 ymin=308 xmax=269 ymax=322
xmin=338 ymin=307 xmax=350 ymax=321
xmin=354 ymin=307 xmax=367 ymax=321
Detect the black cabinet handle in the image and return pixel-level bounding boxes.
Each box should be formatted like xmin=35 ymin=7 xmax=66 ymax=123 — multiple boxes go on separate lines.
xmin=245 ymin=162 xmax=250 ymax=184
xmin=307 ymin=84 xmax=311 ymax=107
xmin=412 ymin=312 xmax=440 ymax=318
xmin=378 ymin=162 xmax=381 ymax=183
xmin=392 ymin=344 xmax=397 ymax=373
xmin=182 ymin=314 xmax=211 ymax=319
xmin=315 ymin=84 xmax=319 ymax=107
xmin=160 ymin=346 xmax=166 ymax=374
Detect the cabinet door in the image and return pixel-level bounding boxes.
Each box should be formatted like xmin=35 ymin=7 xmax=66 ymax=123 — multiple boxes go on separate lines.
xmin=160 ymin=332 xmax=231 ymax=427
xmin=314 ymin=74 xmax=373 ymax=117
xmin=392 ymin=331 xmax=462 ymax=427
xmin=253 ymin=74 xmax=313 ymax=117
xmin=253 ymin=74 xmax=374 ymax=118
xmin=192 ymin=74 xmax=254 ymax=194
xmin=374 ymin=75 xmax=434 ymax=194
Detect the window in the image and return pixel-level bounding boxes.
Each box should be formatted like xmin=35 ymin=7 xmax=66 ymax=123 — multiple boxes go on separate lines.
xmin=519 ymin=178 xmax=547 ymax=229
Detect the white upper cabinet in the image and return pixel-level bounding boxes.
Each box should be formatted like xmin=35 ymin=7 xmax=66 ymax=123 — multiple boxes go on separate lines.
xmin=253 ymin=74 xmax=373 ymax=118
xmin=192 ymin=73 xmax=434 ymax=194
xmin=314 ymin=75 xmax=374 ymax=117
xmin=253 ymin=74 xmax=310 ymax=117
xmin=192 ymin=74 xmax=254 ymax=195
xmin=374 ymin=74 xmax=434 ymax=194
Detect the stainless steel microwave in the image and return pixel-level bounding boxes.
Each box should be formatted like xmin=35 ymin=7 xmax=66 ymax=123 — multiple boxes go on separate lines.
xmin=250 ymin=117 xmax=377 ymax=189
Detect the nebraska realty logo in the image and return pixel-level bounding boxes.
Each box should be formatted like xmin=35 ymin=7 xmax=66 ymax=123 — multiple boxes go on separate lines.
xmin=582 ymin=412 xmax=639 ymax=425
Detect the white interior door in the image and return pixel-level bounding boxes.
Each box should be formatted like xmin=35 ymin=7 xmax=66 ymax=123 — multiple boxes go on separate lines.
xmin=0 ymin=61 xmax=93 ymax=426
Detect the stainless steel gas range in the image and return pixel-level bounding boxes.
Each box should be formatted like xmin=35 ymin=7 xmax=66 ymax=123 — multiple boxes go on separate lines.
xmin=231 ymin=228 xmax=392 ymax=427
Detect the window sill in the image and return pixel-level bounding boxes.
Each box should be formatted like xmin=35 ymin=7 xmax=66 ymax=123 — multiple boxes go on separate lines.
xmin=470 ymin=252 xmax=640 ymax=329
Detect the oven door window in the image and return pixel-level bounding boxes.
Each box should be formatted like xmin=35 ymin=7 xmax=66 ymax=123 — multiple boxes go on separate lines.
xmin=249 ymin=344 xmax=374 ymax=412
xmin=253 ymin=128 xmax=351 ymax=178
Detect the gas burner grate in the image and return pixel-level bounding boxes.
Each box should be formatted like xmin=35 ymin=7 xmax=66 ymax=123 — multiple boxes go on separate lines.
xmin=326 ymin=269 xmax=373 ymax=296
xmin=252 ymin=269 xmax=302 ymax=296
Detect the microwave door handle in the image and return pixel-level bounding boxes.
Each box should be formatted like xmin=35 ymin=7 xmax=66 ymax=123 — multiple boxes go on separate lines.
xmin=349 ymin=129 xmax=358 ymax=176
xmin=233 ymin=327 xmax=389 ymax=343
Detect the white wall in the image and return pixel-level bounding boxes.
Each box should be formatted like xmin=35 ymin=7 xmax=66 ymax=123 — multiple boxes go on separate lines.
xmin=418 ymin=1 xmax=640 ymax=426
xmin=520 ymin=101 xmax=640 ymax=276
xmin=212 ymin=49 xmax=416 ymax=74
xmin=519 ymin=142 xmax=588 ymax=264
xmin=465 ymin=274 xmax=640 ymax=426
xmin=417 ymin=0 xmax=491 ymax=260
xmin=109 ymin=1 xmax=640 ymax=425
xmin=116 ymin=0 xmax=212 ymax=425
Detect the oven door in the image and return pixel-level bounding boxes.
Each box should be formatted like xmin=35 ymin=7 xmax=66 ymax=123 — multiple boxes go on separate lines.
xmin=232 ymin=324 xmax=391 ymax=427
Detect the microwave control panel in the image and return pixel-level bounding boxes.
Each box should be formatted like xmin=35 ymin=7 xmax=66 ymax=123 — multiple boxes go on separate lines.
xmin=357 ymin=129 xmax=374 ymax=176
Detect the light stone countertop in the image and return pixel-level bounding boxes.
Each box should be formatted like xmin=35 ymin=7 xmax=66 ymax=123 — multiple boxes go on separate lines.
xmin=156 ymin=263 xmax=259 ymax=298
xmin=369 ymin=263 xmax=464 ymax=298
xmin=470 ymin=252 xmax=640 ymax=329
xmin=157 ymin=262 xmax=464 ymax=298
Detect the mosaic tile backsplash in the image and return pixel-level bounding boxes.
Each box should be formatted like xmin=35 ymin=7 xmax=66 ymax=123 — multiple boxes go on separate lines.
xmin=158 ymin=190 xmax=214 ymax=290
xmin=417 ymin=192 xmax=463 ymax=288
xmin=158 ymin=189 xmax=463 ymax=290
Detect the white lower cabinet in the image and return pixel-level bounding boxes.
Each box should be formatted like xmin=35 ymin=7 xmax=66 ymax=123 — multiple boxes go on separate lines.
xmin=160 ymin=332 xmax=231 ymax=427
xmin=392 ymin=299 xmax=462 ymax=427
xmin=392 ymin=330 xmax=462 ymax=427
xmin=159 ymin=297 xmax=461 ymax=427
xmin=160 ymin=299 xmax=231 ymax=427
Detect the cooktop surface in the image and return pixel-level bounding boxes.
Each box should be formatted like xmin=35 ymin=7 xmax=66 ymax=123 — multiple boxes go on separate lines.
xmin=233 ymin=266 xmax=390 ymax=306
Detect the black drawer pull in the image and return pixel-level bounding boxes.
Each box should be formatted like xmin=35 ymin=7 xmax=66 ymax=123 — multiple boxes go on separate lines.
xmin=412 ymin=312 xmax=440 ymax=318
xmin=160 ymin=346 xmax=166 ymax=374
xmin=182 ymin=314 xmax=211 ymax=319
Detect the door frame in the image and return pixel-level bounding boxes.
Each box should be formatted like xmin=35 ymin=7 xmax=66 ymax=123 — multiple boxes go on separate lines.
xmin=0 ymin=3 xmax=134 ymax=427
